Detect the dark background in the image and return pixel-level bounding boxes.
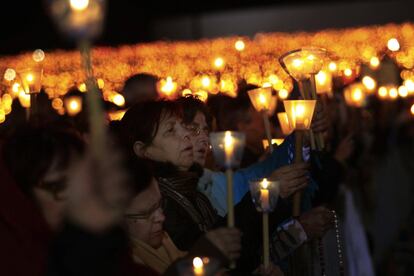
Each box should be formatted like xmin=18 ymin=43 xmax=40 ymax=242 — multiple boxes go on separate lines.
xmin=1 ymin=0 xmax=414 ymax=55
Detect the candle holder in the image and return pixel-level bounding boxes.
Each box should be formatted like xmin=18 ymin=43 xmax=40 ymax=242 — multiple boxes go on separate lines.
xmin=210 ymin=131 xmax=245 ymax=269
xmin=247 ymin=87 xmax=277 ymax=152
xmin=279 ymin=47 xmax=329 ymax=150
xmin=176 ymin=256 xmax=221 ymax=276
xmin=249 ymin=178 xmax=280 ymax=269
xmin=47 ymin=0 xmax=107 ymax=41
xmin=17 ymin=68 xmax=43 ymax=94
xmin=262 ymin=138 xmax=284 ymax=150
xmin=209 ymin=131 xmax=245 ymax=170
xmin=283 ymin=100 xmax=315 ymax=217
xmin=277 ymin=112 xmax=294 ymax=136
xmin=283 ymin=100 xmax=316 ymax=130
xmin=16 ymin=68 xmax=43 ymax=120
xmin=47 ymin=0 xmax=107 ymax=162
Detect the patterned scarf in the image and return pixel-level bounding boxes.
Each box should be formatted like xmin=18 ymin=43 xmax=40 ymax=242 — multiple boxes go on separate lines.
xmin=153 ymin=162 xmax=218 ymax=232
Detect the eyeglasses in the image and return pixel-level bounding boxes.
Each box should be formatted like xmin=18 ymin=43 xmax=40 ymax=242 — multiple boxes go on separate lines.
xmin=37 ymin=179 xmax=68 ymax=201
xmin=124 ymin=198 xmax=165 ymax=222
xmin=182 ymin=122 xmax=209 ymax=137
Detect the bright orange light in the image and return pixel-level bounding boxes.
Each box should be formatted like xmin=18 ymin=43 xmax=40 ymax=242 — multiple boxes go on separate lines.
xmin=328 ymin=62 xmax=337 ymax=72
xmin=344 ymin=68 xmax=353 ymax=77
xmin=52 ymin=98 xmax=63 ymax=110
xmin=4 ymin=68 xmax=16 ymax=81
xmin=70 ymin=0 xmax=89 ymax=11
xmin=97 ymin=78 xmax=105 ymax=89
xmin=389 ymin=88 xmax=398 ymax=99
xmin=316 ymin=70 xmax=327 ymax=85
xmin=352 ymin=88 xmax=363 ymax=101
xmin=387 ymin=38 xmax=400 ymax=52
xmin=201 ymin=76 xmax=211 ymax=88
xmin=362 ymin=76 xmax=376 ymax=91
xmin=214 ymin=57 xmax=225 ymax=69
xmin=112 ymin=94 xmax=125 ymax=106
xmin=26 ymin=74 xmax=34 ymax=83
xmin=292 ymin=59 xmax=303 ymax=68
xmin=404 ymin=79 xmax=414 ymax=92
xmin=398 ymin=86 xmax=408 ymax=97
xmin=278 ymin=89 xmax=289 ymax=99
xmin=32 ymin=49 xmax=45 ymax=62
xmin=78 ymin=83 xmax=87 ymax=92
xmin=370 ymin=56 xmax=380 ymax=69
xmin=378 ymin=86 xmax=388 ymax=98
xmin=235 ymin=40 xmax=245 ymax=51
xmin=411 ymin=104 xmax=414 ymax=115
xmin=160 ymin=76 xmax=177 ymax=97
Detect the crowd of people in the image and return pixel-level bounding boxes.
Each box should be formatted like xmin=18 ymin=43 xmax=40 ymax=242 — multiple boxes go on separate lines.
xmin=0 ymin=71 xmax=413 ymax=276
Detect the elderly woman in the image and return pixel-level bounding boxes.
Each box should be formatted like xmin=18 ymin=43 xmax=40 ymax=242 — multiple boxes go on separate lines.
xmin=119 ymin=100 xmax=297 ymax=275
xmin=124 ymin=158 xmax=241 ymax=274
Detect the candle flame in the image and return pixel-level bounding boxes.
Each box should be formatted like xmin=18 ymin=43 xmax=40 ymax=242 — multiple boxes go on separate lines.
xmin=278 ymin=89 xmax=289 ymax=100
xmin=26 ymin=74 xmax=34 ymax=83
xmin=261 ymin=178 xmax=269 ymax=189
xmin=362 ymin=76 xmax=376 ymax=91
xmin=235 ymin=40 xmax=245 ymax=51
xmin=352 ymin=88 xmax=363 ymax=101
xmin=70 ymin=0 xmax=89 ymax=11
xmin=292 ymin=59 xmax=303 ymax=68
xmin=378 ymin=86 xmax=388 ymax=98
xmin=387 ymin=38 xmax=400 ymax=52
xmin=370 ymin=56 xmax=380 ymax=68
xmin=295 ymin=104 xmax=305 ymax=117
xmin=224 ymin=131 xmax=234 ymax=154
xmin=259 ymin=93 xmax=267 ymax=105
xmin=328 ymin=62 xmax=337 ymax=72
xmin=411 ymin=104 xmax=414 ymax=115
xmin=193 ymin=257 xmax=204 ymax=270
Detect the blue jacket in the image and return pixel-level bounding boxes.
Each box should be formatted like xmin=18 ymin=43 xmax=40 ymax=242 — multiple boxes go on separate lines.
xmin=198 ymin=135 xmax=294 ymax=216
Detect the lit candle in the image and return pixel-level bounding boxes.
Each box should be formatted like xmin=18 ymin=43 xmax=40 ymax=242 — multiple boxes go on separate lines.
xmin=277 ymin=112 xmax=293 ymax=136
xmin=65 ymin=96 xmax=83 ymax=116
xmin=224 ymin=131 xmax=235 ymax=166
xmin=260 ymin=178 xmax=270 ymax=211
xmin=192 ymin=257 xmax=204 ymax=275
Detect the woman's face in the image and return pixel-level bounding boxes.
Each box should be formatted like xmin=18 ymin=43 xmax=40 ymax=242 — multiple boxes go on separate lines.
xmin=140 ymin=113 xmax=194 ymax=170
xmin=188 ymin=112 xmax=209 ymax=166
xmin=32 ymin=157 xmax=71 ymax=231
xmin=125 ymin=178 xmax=165 ymax=249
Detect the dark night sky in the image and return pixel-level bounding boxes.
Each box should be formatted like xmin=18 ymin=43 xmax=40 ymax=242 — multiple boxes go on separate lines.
xmin=0 ymin=0 xmax=402 ymax=56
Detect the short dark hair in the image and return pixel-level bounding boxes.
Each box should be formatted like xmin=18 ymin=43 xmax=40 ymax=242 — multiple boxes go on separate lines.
xmin=118 ymin=100 xmax=182 ymax=152
xmin=126 ymin=157 xmax=155 ymax=196
xmin=2 ymin=122 xmax=84 ymax=196
xmin=175 ymin=95 xmax=213 ymax=129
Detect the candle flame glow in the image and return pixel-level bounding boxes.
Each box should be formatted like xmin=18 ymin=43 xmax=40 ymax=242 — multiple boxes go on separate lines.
xmin=70 ymin=0 xmax=89 ymax=11
xmin=261 ymin=178 xmax=269 ymax=189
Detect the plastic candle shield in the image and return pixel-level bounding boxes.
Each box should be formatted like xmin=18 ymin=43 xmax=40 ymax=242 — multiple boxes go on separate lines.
xmin=17 ymin=68 xmax=43 ymax=94
xmin=277 ymin=112 xmax=294 ymax=136
xmin=249 ymin=179 xmax=280 ymax=213
xmin=279 ymin=47 xmax=328 ymax=81
xmin=283 ymin=100 xmax=316 ymax=130
xmin=47 ymin=0 xmax=107 ymax=41
xmin=247 ymin=87 xmax=275 ymax=112
xmin=209 ymin=131 xmax=245 ymax=169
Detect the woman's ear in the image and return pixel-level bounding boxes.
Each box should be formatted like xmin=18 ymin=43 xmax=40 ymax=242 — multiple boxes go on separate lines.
xmin=133 ymin=141 xmax=146 ymax=157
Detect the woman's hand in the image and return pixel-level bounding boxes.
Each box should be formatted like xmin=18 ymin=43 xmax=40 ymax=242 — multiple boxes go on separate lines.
xmin=269 ymin=163 xmax=309 ymax=198
xmin=205 ymin=227 xmax=242 ymax=261
xmin=65 ymin=145 xmax=131 ymax=233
